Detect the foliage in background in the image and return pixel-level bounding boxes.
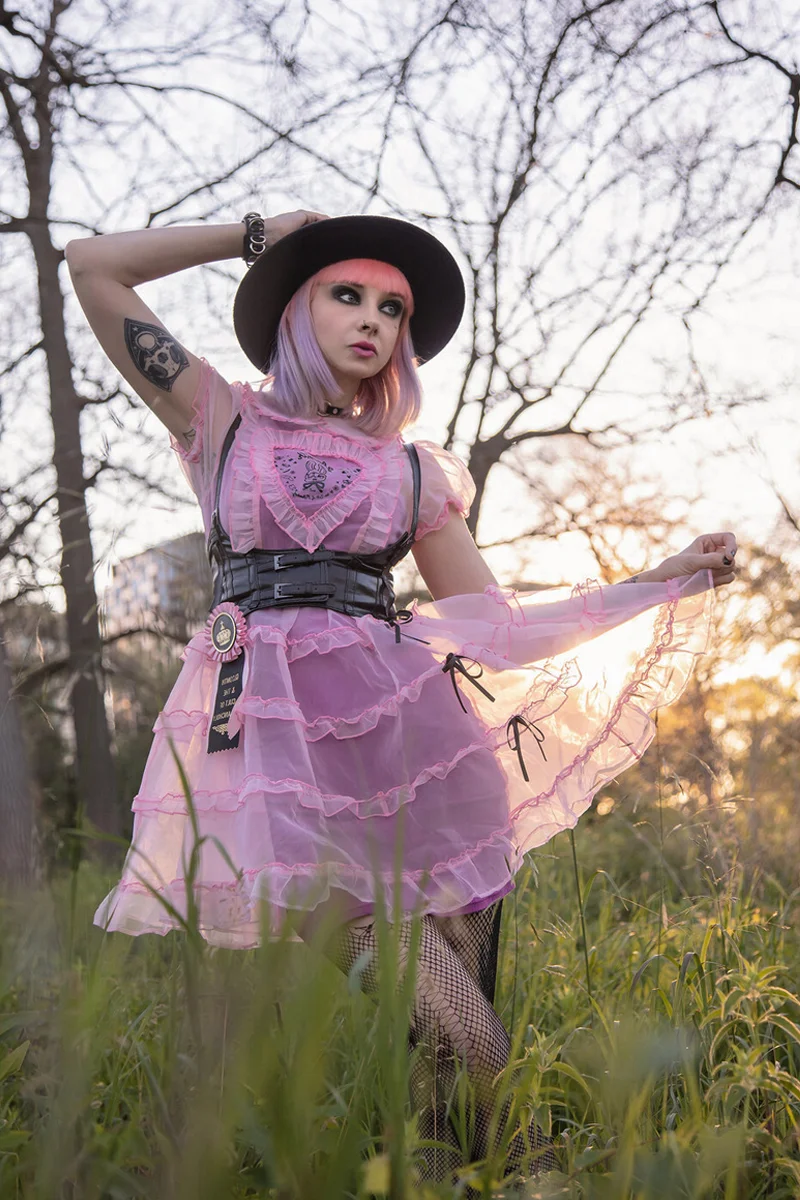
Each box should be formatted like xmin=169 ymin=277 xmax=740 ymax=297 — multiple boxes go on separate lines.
xmin=0 ymin=780 xmax=798 ymax=1198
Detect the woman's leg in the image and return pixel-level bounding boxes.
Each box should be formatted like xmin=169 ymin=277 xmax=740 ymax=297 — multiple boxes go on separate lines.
xmin=432 ymin=900 xmax=505 ymax=1003
xmin=407 ymin=902 xmax=504 ymax=1177
xmin=330 ymin=908 xmax=556 ymax=1182
xmin=432 ymin=904 xmax=556 ymax=1179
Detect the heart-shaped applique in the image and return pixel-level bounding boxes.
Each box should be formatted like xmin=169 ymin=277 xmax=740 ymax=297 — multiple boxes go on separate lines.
xmin=226 ymin=417 xmax=404 ymax=553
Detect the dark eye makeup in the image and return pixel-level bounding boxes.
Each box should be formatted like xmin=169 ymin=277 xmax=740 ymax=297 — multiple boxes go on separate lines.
xmin=330 ymin=283 xmax=404 ymax=318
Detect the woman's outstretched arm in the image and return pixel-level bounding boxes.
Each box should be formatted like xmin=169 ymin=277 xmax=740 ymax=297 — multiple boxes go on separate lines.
xmin=65 ymin=211 xmax=325 ymax=447
xmin=413 ymin=511 xmax=737 ymax=602
xmin=413 ymin=512 xmax=737 ymax=666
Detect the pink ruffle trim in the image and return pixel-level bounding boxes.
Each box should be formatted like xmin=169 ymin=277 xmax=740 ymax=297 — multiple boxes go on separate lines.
xmin=112 ymin=823 xmax=516 ymax=891
xmin=227 ymin=412 xmax=406 ymax=554
xmin=228 ymin=660 xmax=444 ymax=740
xmin=133 ymin=737 xmax=497 ymax=820
xmin=183 ymin=614 xmax=378 ymax=664
xmin=413 ymin=496 xmax=470 ymax=541
xmin=510 ymin=597 xmax=680 ymax=832
xmin=412 ymin=440 xmax=476 ymax=538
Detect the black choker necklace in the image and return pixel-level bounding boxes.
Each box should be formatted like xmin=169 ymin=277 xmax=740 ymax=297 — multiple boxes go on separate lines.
xmin=323 ymin=403 xmax=345 ymax=416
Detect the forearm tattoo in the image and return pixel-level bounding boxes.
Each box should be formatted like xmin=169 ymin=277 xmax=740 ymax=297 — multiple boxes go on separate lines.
xmin=124 ymin=318 xmax=189 ymax=392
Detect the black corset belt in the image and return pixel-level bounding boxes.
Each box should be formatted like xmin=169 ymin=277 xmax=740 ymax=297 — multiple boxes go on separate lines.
xmin=209 ymin=541 xmax=410 ymax=621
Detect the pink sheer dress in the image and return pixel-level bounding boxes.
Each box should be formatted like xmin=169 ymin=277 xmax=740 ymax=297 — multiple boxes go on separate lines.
xmin=95 ymin=361 xmax=713 ymax=947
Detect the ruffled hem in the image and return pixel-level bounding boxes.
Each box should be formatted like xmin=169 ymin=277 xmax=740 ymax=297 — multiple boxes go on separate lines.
xmin=94 ymin=826 xmax=520 ymax=949
xmin=510 ymin=588 xmax=696 ymax=848
xmin=133 ymin=737 xmax=492 ymax=819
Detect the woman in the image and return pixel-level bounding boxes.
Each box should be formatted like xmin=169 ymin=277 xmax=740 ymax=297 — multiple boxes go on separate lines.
xmin=66 ymin=209 xmax=736 ymax=1181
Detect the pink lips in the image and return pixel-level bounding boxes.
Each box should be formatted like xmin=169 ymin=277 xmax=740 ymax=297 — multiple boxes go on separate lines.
xmin=350 ymin=341 xmax=377 ymax=357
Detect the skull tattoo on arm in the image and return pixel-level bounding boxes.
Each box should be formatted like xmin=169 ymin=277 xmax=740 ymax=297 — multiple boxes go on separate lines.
xmin=124 ymin=318 xmax=189 ymax=392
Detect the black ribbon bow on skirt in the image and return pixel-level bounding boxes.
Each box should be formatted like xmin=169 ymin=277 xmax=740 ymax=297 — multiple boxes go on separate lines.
xmin=506 ymin=713 xmax=547 ymax=782
xmin=441 ymin=652 xmax=496 ymax=713
xmin=440 ymin=654 xmax=547 ymax=781
xmin=387 ymin=608 xmax=431 ymax=645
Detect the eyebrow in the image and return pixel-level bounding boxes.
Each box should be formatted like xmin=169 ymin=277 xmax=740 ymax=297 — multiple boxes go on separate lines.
xmin=333 ymin=280 xmax=405 ymax=302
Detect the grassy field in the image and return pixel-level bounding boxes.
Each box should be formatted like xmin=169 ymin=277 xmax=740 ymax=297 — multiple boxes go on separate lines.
xmin=1 ymin=790 xmax=798 ymax=1199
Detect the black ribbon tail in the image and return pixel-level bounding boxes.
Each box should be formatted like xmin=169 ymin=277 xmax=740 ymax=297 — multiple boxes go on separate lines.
xmin=448 ymin=662 xmax=468 ymax=712
xmin=442 ymin=653 xmax=496 ymax=713
xmin=506 ymin=714 xmax=547 ymax=781
xmin=387 ymin=608 xmax=431 ymax=646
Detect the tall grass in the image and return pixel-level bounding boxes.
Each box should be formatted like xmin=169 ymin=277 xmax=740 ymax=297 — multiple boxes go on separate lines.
xmin=0 ymin=789 xmax=798 ymax=1198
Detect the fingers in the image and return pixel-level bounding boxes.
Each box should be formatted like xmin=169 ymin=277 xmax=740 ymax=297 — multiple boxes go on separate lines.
xmin=692 ymin=549 xmax=739 ymax=591
xmin=685 ymin=531 xmax=738 ymax=565
xmin=709 ymin=547 xmax=739 ymax=588
xmin=700 ymin=550 xmax=738 ymax=570
xmin=706 ymin=530 xmax=737 ymax=559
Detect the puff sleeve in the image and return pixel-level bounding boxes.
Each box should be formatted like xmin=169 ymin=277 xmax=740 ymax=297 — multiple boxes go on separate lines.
xmin=413 ymin=440 xmax=477 ymax=539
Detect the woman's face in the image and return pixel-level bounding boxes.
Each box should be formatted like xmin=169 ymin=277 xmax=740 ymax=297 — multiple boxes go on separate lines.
xmin=309 ymin=278 xmax=406 ymax=397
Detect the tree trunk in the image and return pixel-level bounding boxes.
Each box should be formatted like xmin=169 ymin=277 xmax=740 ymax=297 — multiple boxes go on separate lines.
xmin=466 ymin=439 xmax=502 ymax=537
xmin=0 ymin=631 xmax=36 ymax=886
xmin=28 ymin=234 xmax=119 ymax=841
xmin=23 ymin=57 xmax=119 ymax=844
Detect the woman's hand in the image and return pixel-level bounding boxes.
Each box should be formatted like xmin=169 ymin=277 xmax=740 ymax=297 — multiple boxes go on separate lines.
xmin=262 ymin=209 xmax=328 ymax=245
xmin=645 ymin=531 xmax=738 ymax=588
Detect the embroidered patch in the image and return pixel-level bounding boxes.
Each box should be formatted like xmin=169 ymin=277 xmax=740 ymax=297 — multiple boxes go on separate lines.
xmin=274 ymin=449 xmax=362 ymax=501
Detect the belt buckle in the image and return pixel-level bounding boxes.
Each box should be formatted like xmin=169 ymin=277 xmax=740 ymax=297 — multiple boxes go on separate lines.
xmin=273 ymin=582 xmax=336 ymax=600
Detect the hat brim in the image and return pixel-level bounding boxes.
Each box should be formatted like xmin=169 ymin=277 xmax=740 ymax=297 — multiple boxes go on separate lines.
xmin=233 ymin=215 xmax=465 ymax=370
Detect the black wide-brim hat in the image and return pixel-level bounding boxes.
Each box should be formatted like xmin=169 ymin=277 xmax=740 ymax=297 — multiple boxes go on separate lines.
xmin=233 ymin=215 xmax=465 ymax=370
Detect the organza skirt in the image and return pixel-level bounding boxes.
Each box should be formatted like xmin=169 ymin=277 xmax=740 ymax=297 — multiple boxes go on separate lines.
xmin=95 ymin=574 xmax=712 ymax=947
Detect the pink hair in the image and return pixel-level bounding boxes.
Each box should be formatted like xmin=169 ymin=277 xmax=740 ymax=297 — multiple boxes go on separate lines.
xmin=265 ymin=258 xmax=422 ymax=438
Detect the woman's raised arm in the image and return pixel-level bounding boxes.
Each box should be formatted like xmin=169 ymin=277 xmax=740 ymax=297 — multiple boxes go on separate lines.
xmin=65 ymin=223 xmax=245 ymax=448
xmin=65 ymin=211 xmax=326 ymax=448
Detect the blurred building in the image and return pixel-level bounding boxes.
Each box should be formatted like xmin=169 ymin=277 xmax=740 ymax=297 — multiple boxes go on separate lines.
xmin=103 ymin=531 xmax=212 ymax=644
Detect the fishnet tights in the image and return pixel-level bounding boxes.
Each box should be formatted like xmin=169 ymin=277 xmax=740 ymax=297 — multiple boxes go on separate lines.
xmin=329 ymin=902 xmax=557 ymax=1183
